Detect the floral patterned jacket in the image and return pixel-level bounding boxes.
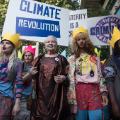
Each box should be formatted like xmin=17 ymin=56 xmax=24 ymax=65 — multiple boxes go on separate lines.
xmin=67 ymin=54 xmax=107 ymax=105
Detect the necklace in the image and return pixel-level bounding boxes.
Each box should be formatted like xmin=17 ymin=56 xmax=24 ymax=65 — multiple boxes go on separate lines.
xmin=76 ymin=54 xmax=95 ymax=77
xmin=45 ymin=53 xmax=58 ymax=57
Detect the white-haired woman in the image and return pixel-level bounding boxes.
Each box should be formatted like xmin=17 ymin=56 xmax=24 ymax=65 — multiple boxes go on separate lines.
xmin=31 ymin=35 xmax=70 ymax=120
xmin=0 ymin=33 xmax=23 ymax=120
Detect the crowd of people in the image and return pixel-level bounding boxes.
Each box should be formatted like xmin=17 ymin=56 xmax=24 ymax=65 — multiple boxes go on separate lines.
xmin=0 ymin=26 xmax=120 ymax=120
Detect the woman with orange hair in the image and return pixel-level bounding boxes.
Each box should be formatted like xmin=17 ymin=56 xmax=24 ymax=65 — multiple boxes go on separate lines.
xmin=68 ymin=27 xmax=108 ymax=120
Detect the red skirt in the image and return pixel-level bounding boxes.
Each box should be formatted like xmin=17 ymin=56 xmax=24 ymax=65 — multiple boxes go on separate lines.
xmin=76 ymin=82 xmax=103 ymax=110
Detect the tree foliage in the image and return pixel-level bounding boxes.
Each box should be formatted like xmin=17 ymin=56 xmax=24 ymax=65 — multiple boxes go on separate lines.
xmin=0 ymin=0 xmax=8 ymax=29
xmin=88 ymin=8 xmax=110 ymax=17
xmin=36 ymin=0 xmax=80 ymax=10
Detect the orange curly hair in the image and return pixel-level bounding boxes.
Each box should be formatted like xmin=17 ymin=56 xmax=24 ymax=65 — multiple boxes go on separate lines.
xmin=71 ymin=32 xmax=95 ymax=58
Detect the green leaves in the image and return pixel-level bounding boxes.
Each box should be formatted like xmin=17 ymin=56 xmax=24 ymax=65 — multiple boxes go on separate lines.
xmin=37 ymin=0 xmax=80 ymax=10
xmin=0 ymin=0 xmax=8 ymax=29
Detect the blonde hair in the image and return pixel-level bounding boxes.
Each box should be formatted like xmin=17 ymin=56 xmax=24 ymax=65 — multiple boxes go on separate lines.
xmin=8 ymin=49 xmax=17 ymax=70
xmin=71 ymin=32 xmax=94 ymax=58
xmin=0 ymin=44 xmax=3 ymax=61
xmin=0 ymin=48 xmax=17 ymax=70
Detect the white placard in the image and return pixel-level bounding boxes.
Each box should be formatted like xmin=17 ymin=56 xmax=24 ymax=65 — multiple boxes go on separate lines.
xmin=87 ymin=15 xmax=120 ymax=46
xmin=2 ymin=0 xmax=70 ymax=46
xmin=69 ymin=9 xmax=87 ymax=30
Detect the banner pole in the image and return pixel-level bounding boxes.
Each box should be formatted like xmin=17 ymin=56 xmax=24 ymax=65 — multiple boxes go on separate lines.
xmin=35 ymin=42 xmax=39 ymax=57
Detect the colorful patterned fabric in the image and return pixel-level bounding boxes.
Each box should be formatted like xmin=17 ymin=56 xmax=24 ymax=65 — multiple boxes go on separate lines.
xmin=0 ymin=94 xmax=13 ymax=120
xmin=13 ymin=99 xmax=30 ymax=120
xmin=76 ymin=83 xmax=102 ymax=110
xmin=104 ymin=56 xmax=120 ymax=108
xmin=68 ymin=54 xmax=107 ymax=105
xmin=31 ymin=54 xmax=70 ymax=120
xmin=0 ymin=58 xmax=23 ymax=98
xmin=67 ymin=55 xmax=77 ymax=105
xmin=13 ymin=63 xmax=32 ymax=120
xmin=22 ymin=63 xmax=32 ymax=96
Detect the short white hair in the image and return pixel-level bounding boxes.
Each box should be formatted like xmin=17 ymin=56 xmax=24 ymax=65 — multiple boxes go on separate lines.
xmin=44 ymin=35 xmax=57 ymax=43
